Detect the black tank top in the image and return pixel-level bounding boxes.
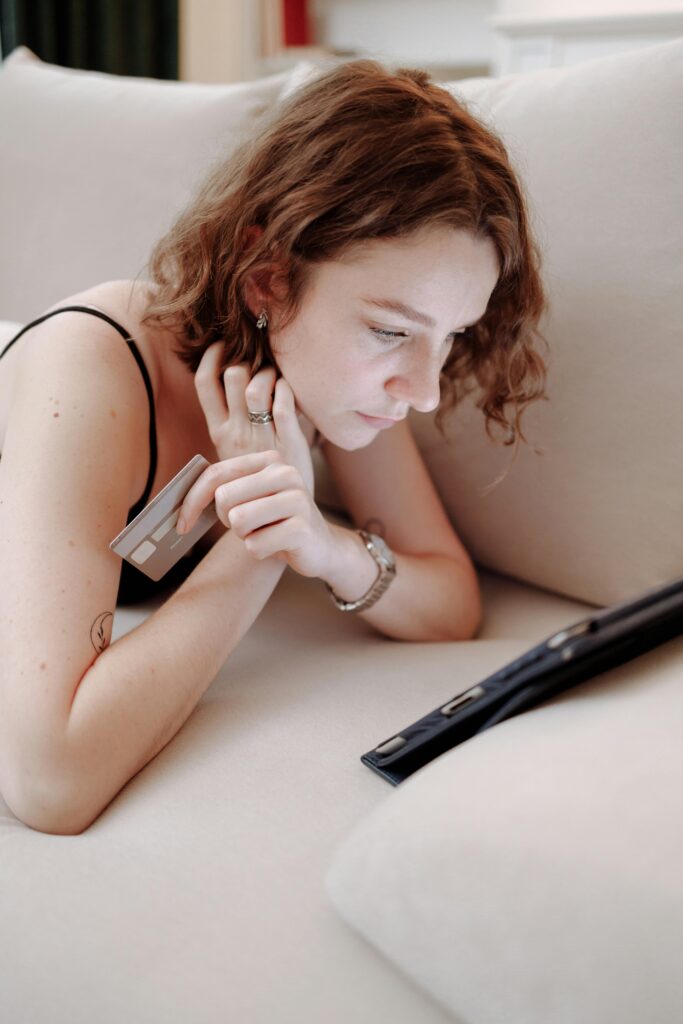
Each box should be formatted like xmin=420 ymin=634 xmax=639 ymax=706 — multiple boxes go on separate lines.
xmin=0 ymin=305 xmax=202 ymax=604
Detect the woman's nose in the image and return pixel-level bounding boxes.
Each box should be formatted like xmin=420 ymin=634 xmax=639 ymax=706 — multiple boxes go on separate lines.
xmin=385 ymin=357 xmax=441 ymax=414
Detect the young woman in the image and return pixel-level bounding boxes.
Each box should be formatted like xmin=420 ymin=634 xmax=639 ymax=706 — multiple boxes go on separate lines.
xmin=0 ymin=60 xmax=546 ymax=834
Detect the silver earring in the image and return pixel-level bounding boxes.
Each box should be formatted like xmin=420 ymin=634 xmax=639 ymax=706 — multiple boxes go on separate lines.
xmin=256 ymin=310 xmax=268 ymax=330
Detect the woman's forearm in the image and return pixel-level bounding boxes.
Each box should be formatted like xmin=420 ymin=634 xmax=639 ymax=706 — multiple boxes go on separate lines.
xmin=322 ymin=523 xmax=481 ymax=642
xmin=46 ymin=530 xmax=285 ymax=834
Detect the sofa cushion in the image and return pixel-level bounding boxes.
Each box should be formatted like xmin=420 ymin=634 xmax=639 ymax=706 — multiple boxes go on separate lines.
xmin=285 ymin=41 xmax=683 ymax=607
xmin=0 ymin=567 xmax=592 ymax=1023
xmin=404 ymin=39 xmax=683 ymax=607
xmin=326 ymin=631 xmax=683 ymax=1024
xmin=0 ymin=47 xmax=294 ymax=322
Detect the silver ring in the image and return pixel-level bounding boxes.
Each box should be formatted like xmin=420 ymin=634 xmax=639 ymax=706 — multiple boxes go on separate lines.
xmin=248 ymin=410 xmax=274 ymax=425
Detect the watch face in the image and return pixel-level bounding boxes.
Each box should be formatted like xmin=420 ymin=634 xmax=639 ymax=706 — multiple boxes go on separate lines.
xmin=367 ymin=533 xmax=395 ymax=569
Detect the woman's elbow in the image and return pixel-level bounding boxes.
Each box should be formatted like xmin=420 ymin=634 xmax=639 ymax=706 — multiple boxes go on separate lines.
xmin=1 ymin=758 xmax=94 ymax=836
xmin=443 ymin=559 xmax=482 ymax=642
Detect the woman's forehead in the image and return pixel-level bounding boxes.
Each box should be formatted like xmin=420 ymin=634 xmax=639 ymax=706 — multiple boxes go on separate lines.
xmin=330 ymin=226 xmax=495 ymax=271
xmin=310 ymin=228 xmax=499 ymax=307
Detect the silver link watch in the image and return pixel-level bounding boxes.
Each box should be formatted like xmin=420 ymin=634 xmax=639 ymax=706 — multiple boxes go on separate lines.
xmin=325 ymin=530 xmax=397 ymax=613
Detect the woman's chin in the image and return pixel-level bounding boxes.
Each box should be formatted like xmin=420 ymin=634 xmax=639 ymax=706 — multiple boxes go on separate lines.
xmin=308 ymin=410 xmax=380 ymax=451
xmin=325 ymin=425 xmax=378 ymax=451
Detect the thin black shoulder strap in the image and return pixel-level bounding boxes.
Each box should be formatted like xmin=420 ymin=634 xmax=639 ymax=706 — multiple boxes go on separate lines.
xmin=1 ymin=305 xmax=157 ymax=517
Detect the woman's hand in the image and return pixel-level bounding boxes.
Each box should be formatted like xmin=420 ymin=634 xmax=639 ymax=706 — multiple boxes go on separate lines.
xmin=176 ymin=449 xmax=337 ymax=579
xmin=194 ymin=340 xmax=313 ymax=495
xmin=179 ymin=340 xmax=335 ymax=576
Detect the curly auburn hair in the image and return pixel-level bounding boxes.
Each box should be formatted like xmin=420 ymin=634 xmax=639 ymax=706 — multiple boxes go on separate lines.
xmin=143 ymin=59 xmax=548 ymax=450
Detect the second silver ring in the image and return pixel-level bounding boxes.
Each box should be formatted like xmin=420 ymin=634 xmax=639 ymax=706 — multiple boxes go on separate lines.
xmin=248 ymin=410 xmax=274 ymax=425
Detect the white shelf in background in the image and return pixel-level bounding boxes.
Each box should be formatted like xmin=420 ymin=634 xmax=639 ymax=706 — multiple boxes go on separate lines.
xmin=489 ymin=9 xmax=683 ymax=74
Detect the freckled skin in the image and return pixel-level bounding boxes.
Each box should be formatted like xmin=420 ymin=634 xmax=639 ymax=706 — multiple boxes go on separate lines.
xmin=268 ymin=227 xmax=499 ymax=450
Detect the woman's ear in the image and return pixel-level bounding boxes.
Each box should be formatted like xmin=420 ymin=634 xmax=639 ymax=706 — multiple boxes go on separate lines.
xmin=243 ymin=266 xmax=289 ymax=319
xmin=241 ymin=224 xmax=290 ymax=320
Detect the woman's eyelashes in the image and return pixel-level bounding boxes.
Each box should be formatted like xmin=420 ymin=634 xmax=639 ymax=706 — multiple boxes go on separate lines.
xmin=371 ymin=327 xmax=408 ymax=341
xmin=370 ymin=326 xmax=467 ymax=344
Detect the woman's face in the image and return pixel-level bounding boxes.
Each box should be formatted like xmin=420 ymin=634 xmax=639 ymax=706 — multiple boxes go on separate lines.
xmin=268 ymin=225 xmax=500 ymax=450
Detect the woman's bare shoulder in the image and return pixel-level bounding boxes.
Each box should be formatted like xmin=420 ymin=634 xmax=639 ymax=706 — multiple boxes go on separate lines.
xmin=45 ymin=279 xmax=153 ymax=326
xmin=2 ymin=283 xmax=159 ymax=489
xmin=37 ymin=279 xmax=169 ymax=400
xmin=1 ymin=281 xmax=153 ymax=446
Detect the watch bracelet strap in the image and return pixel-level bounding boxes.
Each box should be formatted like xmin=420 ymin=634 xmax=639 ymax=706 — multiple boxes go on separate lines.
xmin=325 ymin=530 xmax=396 ymax=613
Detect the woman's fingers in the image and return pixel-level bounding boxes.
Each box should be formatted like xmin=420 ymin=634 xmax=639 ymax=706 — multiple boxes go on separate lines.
xmin=222 ymin=363 xmax=277 ymax=426
xmin=244 ymin=365 xmax=277 ymax=416
xmin=177 ymin=450 xmax=283 ymax=533
xmin=243 ymin=364 xmax=278 ymax=447
xmin=240 ymin=518 xmax=298 ymax=561
xmin=215 ymin=461 xmax=301 ymax=527
xmin=225 ymin=489 xmax=306 ymax=537
xmin=272 ymin=378 xmax=315 ymax=494
xmin=195 ymin=346 xmax=281 ymax=460
xmin=194 ymin=343 xmax=229 ymax=435
xmin=222 ymin=363 xmax=250 ymax=424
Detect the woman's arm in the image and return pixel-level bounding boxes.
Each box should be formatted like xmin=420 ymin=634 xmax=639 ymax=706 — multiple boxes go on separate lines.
xmin=175 ymin=418 xmax=482 ymax=646
xmin=320 ymin=522 xmax=481 ymax=643
xmin=0 ymin=320 xmax=284 ymax=835
xmin=61 ymin=530 xmax=284 ymax=835
xmin=318 ymin=418 xmax=482 ymax=642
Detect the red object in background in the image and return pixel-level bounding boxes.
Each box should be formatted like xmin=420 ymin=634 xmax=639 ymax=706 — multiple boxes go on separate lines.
xmin=283 ymin=0 xmax=310 ymax=46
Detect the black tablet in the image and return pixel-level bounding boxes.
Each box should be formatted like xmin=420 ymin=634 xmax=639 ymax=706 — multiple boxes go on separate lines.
xmin=362 ymin=573 xmax=683 ymax=785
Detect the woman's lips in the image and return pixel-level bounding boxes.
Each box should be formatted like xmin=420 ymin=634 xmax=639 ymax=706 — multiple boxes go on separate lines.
xmin=357 ymin=412 xmax=402 ymax=429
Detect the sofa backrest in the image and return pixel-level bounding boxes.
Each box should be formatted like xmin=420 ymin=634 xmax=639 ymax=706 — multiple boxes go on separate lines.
xmin=0 ymin=47 xmax=295 ymax=321
xmin=2 ymin=41 xmax=681 ymax=607
xmin=413 ymin=39 xmax=683 ymax=606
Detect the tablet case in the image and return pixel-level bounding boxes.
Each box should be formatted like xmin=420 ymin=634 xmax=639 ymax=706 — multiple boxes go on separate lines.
xmin=362 ymin=573 xmax=683 ymax=785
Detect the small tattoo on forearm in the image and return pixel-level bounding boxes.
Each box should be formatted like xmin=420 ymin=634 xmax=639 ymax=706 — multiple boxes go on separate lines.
xmin=90 ymin=611 xmax=113 ymax=653
xmin=362 ymin=517 xmax=386 ymax=538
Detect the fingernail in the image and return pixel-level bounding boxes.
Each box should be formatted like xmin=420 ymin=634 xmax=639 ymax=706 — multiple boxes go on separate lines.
xmin=176 ymin=514 xmax=187 ymax=534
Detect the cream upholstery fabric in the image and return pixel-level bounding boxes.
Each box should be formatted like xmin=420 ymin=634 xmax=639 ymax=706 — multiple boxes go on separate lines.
xmin=0 ymin=568 xmax=592 ymax=1024
xmin=0 ymin=48 xmax=293 ymax=322
xmin=2 ymin=39 xmax=682 ymax=1024
xmin=407 ymin=39 xmax=683 ymax=607
xmin=322 ymin=42 xmax=683 ymax=1024
xmin=326 ymin=632 xmax=683 ymax=1024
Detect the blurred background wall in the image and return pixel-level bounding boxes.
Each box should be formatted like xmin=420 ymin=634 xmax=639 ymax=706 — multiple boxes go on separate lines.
xmin=1 ymin=0 xmax=682 ymax=82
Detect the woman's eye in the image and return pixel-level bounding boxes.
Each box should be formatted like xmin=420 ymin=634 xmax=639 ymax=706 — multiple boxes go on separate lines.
xmin=370 ymin=327 xmax=469 ymax=345
xmin=371 ymin=328 xmax=408 ymax=342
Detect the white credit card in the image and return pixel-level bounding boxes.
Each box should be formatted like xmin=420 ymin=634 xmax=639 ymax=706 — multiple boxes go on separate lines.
xmin=109 ymin=454 xmax=219 ymax=581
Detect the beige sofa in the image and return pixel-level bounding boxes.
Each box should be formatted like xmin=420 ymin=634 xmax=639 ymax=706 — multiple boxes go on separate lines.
xmin=1 ymin=42 xmax=682 ymax=1024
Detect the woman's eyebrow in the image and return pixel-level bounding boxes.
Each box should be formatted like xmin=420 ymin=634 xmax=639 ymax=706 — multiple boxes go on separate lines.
xmin=361 ymin=296 xmax=436 ymax=327
xmin=360 ymin=296 xmax=481 ymax=331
